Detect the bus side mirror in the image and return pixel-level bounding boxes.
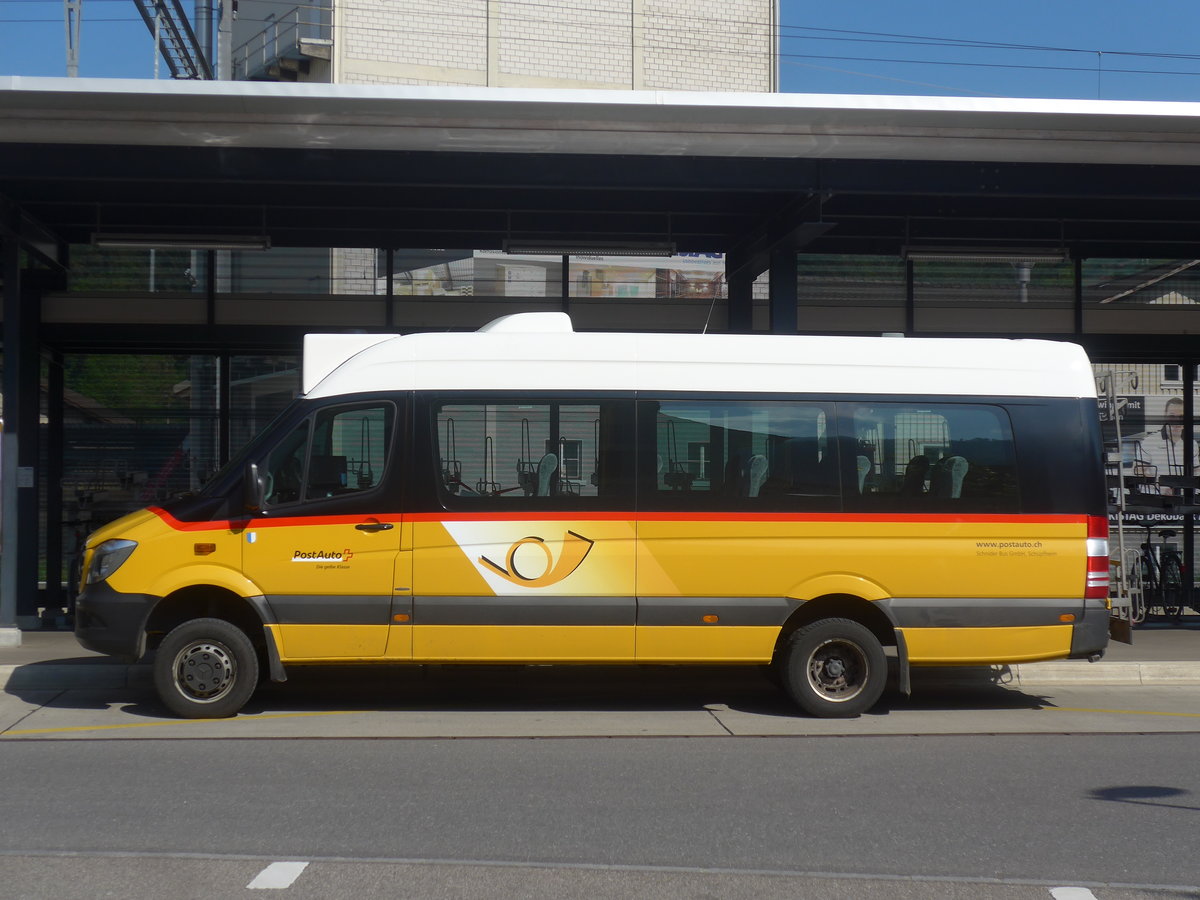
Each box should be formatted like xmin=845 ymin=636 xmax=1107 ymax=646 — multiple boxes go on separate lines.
xmin=245 ymin=462 xmax=266 ymax=512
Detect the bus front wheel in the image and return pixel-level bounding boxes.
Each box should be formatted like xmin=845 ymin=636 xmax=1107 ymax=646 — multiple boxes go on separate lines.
xmin=153 ymin=618 xmax=259 ymax=719
xmin=777 ymin=618 xmax=886 ymax=718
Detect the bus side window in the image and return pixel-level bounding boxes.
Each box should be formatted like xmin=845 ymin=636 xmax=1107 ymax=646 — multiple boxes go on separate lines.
xmin=433 ymin=400 xmax=631 ymax=508
xmin=258 ymin=402 xmax=394 ymax=510
xmin=846 ymin=402 xmax=1018 ymax=512
xmin=305 ymin=404 xmax=393 ymax=500
xmin=645 ymin=400 xmax=839 ymax=511
xmin=263 ymin=421 xmax=309 ymax=506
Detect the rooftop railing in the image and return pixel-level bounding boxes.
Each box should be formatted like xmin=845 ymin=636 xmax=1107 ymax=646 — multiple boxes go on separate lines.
xmin=232 ymin=3 xmax=332 ymax=81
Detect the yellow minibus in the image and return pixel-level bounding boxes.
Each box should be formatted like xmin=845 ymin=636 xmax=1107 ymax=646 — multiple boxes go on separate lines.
xmin=75 ymin=312 xmax=1110 ymax=718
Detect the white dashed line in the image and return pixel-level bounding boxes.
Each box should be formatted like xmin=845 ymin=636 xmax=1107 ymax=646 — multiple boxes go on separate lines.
xmin=247 ymin=861 xmax=309 ymax=890
xmin=1049 ymin=888 xmax=1098 ymax=900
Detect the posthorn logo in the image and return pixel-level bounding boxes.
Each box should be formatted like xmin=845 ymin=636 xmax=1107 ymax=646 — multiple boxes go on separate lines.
xmin=479 ymin=531 xmax=593 ymax=588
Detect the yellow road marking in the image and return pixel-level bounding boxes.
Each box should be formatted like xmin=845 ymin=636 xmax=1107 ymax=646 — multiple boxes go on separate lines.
xmin=1048 ymin=706 xmax=1200 ymax=719
xmin=1 ymin=709 xmax=373 ymax=737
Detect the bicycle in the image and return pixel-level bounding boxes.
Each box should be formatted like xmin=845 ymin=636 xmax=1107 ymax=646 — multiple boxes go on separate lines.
xmin=1139 ymin=525 xmax=1186 ymax=624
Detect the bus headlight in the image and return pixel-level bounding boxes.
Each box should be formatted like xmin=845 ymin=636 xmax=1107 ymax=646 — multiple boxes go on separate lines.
xmin=87 ymin=539 xmax=138 ymax=584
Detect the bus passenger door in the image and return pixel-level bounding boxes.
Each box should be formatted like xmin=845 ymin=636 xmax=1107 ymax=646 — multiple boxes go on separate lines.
xmin=241 ymin=400 xmax=407 ymax=660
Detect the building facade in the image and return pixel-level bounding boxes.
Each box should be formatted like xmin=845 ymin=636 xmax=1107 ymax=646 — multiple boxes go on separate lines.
xmin=234 ymin=0 xmax=778 ymax=91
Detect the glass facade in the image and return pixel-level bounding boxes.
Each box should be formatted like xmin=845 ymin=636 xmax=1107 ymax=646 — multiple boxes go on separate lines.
xmin=44 ymin=353 xmax=300 ymax=601
xmin=914 ymin=258 xmax=1074 ymax=308
xmin=1094 ymin=361 xmax=1199 ymax=620
xmin=798 ymin=254 xmax=905 ymax=307
xmin=1084 ymin=259 xmax=1200 ymax=307
xmin=18 ymin=246 xmax=1200 ymax=625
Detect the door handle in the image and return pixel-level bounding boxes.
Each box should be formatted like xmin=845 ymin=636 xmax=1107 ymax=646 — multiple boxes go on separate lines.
xmin=355 ymin=521 xmax=395 ymax=532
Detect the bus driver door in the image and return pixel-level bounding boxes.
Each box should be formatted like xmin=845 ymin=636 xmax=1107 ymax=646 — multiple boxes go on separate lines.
xmin=241 ymin=401 xmax=409 ymax=661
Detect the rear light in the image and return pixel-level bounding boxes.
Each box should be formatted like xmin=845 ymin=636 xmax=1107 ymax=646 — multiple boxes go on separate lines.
xmin=1085 ymin=515 xmax=1110 ymax=600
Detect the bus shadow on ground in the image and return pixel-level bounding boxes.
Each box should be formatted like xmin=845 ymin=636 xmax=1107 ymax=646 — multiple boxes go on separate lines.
xmin=4 ymin=660 xmax=1052 ymax=722
xmin=156 ymin=663 xmax=1048 ymax=720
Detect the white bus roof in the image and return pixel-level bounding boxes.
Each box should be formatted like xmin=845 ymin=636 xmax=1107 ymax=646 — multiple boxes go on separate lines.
xmin=304 ymin=313 xmax=1096 ymax=401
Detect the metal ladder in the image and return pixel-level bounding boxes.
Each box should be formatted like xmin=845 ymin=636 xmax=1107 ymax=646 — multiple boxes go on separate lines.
xmin=131 ymin=0 xmax=214 ymax=79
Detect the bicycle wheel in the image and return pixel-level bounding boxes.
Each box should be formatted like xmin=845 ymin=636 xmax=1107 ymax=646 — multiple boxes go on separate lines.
xmin=1140 ymin=554 xmax=1161 ymax=619
xmin=1160 ymin=553 xmax=1184 ymax=623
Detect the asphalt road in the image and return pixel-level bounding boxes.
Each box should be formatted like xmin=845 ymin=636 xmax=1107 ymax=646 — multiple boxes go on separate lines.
xmin=5 ymin=663 xmax=1200 ymax=898
xmin=1 ymin=731 xmax=1198 ymax=899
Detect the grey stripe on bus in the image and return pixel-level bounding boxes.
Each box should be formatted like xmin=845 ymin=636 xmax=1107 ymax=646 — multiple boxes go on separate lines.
xmin=413 ymin=595 xmax=800 ymax=627
xmin=635 ymin=596 xmax=802 ymax=627
xmin=268 ymin=594 xmax=1085 ymax=629
xmin=269 ymin=595 xmax=394 ymax=625
xmin=414 ymin=595 xmax=632 ymax=626
xmin=880 ymin=597 xmax=1082 ymax=629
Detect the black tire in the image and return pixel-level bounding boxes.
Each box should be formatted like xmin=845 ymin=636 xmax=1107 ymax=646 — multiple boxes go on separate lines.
xmin=1140 ymin=555 xmax=1165 ymax=619
xmin=153 ymin=618 xmax=259 ymax=718
xmin=776 ymin=618 xmax=887 ymax=718
xmin=1160 ymin=554 xmax=1184 ymax=623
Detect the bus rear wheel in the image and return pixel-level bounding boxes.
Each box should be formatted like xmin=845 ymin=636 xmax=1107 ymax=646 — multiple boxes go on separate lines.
xmin=777 ymin=618 xmax=886 ymax=718
xmin=153 ymin=618 xmax=259 ymax=719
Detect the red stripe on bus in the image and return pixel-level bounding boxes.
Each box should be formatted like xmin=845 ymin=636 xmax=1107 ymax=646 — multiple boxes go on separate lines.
xmin=151 ymin=506 xmax=1086 ymax=531
xmin=149 ymin=507 xmax=402 ymax=531
xmin=410 ymin=511 xmax=1087 ymax=525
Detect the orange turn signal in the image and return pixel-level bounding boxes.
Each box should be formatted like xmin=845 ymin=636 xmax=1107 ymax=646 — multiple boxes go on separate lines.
xmin=393 ymin=613 xmax=411 ymax=623
xmin=702 ymin=614 xmax=719 ymax=624
xmin=1059 ymin=614 xmax=1076 ymax=623
xmin=194 ymin=543 xmax=216 ymax=556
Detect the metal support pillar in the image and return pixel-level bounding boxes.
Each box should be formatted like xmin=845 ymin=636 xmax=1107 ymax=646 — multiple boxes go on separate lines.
xmin=64 ymin=0 xmax=82 ymax=77
xmin=904 ymin=259 xmax=915 ymax=334
xmin=0 ymin=240 xmax=18 ymax=645
xmin=1185 ymin=362 xmax=1195 ymax=611
xmin=561 ymin=255 xmax=570 ymax=316
xmin=44 ymin=349 xmax=65 ymax=624
xmin=1073 ymin=257 xmax=1084 ymax=334
xmin=385 ymin=249 xmax=395 ymax=329
xmin=205 ymin=249 xmax=217 ymax=324
xmin=194 ymin=0 xmax=213 ymax=73
xmin=767 ymin=249 xmax=798 ymax=334
xmin=13 ymin=282 xmax=40 ymax=626
xmin=726 ymin=252 xmax=754 ymax=333
xmin=217 ymin=0 xmax=232 ymax=79
xmin=217 ymin=350 xmax=231 ymax=466
xmin=1 ymin=241 xmax=42 ymax=639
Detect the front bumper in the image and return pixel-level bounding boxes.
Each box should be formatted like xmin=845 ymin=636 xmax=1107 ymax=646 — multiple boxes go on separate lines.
xmin=74 ymin=581 xmax=158 ymax=661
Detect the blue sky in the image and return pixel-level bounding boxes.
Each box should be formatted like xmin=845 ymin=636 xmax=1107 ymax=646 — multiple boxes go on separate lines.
xmin=3 ymin=0 xmax=1200 ymax=100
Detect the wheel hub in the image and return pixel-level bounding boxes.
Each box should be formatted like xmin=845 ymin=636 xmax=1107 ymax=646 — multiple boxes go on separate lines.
xmin=822 ymin=658 xmax=846 ymax=679
xmin=173 ymin=641 xmax=235 ymax=702
xmin=806 ymin=639 xmax=866 ymax=702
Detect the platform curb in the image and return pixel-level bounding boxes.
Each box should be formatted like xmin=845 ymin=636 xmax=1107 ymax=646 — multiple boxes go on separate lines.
xmin=1012 ymin=661 xmax=1200 ymax=686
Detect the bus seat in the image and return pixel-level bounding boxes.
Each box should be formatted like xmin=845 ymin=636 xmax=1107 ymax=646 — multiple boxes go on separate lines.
xmin=932 ymin=455 xmax=969 ymax=499
xmin=747 ymin=454 xmax=769 ymax=498
xmin=900 ymin=455 xmax=930 ymax=496
xmin=722 ymin=455 xmax=745 ymax=496
xmin=308 ymin=455 xmax=348 ymax=496
xmin=856 ymin=455 xmax=872 ymax=493
xmin=536 ymin=452 xmax=558 ymax=496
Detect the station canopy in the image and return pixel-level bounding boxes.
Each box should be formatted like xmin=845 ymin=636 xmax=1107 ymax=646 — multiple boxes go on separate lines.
xmin=5 ymin=77 xmax=1200 ymax=263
